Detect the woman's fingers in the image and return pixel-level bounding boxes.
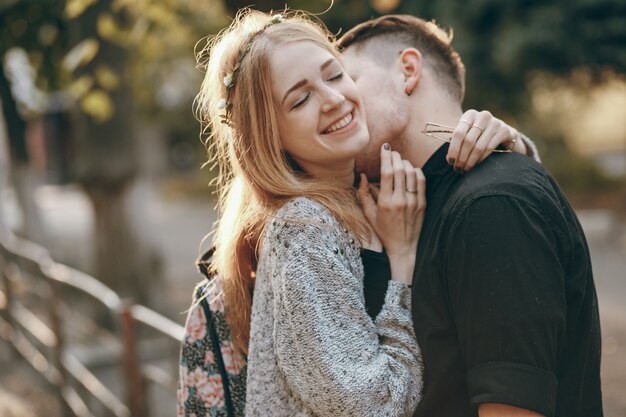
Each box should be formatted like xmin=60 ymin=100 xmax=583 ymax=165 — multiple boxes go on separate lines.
xmin=391 ymin=151 xmax=405 ymax=199
xmin=415 ymin=168 xmax=426 ymax=230
xmin=357 ymin=173 xmax=377 ymax=225
xmin=379 ymin=144 xmax=393 ymax=201
xmin=447 ymin=110 xmax=475 ymax=166
xmin=455 ymin=110 xmax=491 ymax=171
xmin=403 ymin=160 xmax=418 ymax=207
xmin=416 ymin=168 xmax=426 ymax=208
xmin=462 ymin=118 xmax=500 ymax=171
xmin=478 ymin=125 xmax=511 ymax=163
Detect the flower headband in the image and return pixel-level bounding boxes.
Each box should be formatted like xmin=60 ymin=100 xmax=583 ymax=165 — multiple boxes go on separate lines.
xmin=218 ymin=14 xmax=284 ymax=126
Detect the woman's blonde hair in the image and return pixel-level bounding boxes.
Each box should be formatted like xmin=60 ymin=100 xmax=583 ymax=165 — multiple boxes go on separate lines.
xmin=195 ymin=9 xmax=367 ymax=354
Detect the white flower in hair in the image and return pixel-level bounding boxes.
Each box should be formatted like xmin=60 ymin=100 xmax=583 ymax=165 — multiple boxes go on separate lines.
xmin=223 ymin=73 xmax=233 ymax=87
xmin=217 ymin=98 xmax=227 ymax=110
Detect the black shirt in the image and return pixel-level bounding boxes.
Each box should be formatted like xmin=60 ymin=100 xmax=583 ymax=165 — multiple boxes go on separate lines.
xmin=411 ymin=144 xmax=602 ymax=417
xmin=361 ymin=249 xmax=392 ymax=319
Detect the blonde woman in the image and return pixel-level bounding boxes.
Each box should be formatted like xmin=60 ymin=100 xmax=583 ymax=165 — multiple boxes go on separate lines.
xmin=182 ymin=9 xmax=537 ymax=417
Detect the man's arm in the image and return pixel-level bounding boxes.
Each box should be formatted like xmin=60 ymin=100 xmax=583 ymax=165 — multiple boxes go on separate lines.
xmin=446 ymin=194 xmax=565 ymax=417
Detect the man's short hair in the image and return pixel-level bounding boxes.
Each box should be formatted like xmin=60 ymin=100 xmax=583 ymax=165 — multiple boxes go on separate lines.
xmin=338 ymin=15 xmax=466 ymax=102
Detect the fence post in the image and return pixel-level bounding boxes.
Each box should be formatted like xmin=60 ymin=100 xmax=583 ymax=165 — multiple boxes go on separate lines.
xmin=119 ymin=299 xmax=149 ymax=417
xmin=45 ymin=261 xmax=75 ymax=417
xmin=0 ymin=255 xmax=17 ymax=357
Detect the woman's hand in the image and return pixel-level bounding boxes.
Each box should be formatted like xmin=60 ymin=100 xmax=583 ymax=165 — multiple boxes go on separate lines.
xmin=357 ymin=144 xmax=426 ymax=285
xmin=447 ymin=109 xmax=527 ymax=173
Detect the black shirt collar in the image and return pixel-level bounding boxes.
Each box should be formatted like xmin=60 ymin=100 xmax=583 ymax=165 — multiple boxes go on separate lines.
xmin=422 ymin=143 xmax=453 ymax=197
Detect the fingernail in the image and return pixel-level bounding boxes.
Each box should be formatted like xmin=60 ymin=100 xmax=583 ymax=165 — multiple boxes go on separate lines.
xmin=383 ymin=143 xmax=391 ymax=151
xmin=448 ymin=157 xmax=455 ymax=165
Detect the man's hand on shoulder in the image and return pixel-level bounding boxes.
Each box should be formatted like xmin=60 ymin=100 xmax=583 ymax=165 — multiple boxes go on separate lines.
xmin=479 ymin=403 xmax=545 ymax=417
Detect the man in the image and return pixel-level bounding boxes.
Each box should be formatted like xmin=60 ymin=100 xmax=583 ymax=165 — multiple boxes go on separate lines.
xmin=339 ymin=15 xmax=602 ymax=417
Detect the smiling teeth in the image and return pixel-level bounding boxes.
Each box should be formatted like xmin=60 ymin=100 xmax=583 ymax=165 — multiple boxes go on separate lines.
xmin=324 ymin=112 xmax=353 ymax=134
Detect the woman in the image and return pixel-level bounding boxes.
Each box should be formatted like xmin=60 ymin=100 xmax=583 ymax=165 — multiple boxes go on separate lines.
xmin=180 ymin=9 xmax=536 ymax=417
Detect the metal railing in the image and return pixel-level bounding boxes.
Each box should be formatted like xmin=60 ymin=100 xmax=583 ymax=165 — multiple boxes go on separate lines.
xmin=0 ymin=231 xmax=185 ymax=417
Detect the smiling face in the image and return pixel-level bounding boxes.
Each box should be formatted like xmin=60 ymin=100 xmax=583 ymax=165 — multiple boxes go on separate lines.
xmin=270 ymin=41 xmax=370 ymax=179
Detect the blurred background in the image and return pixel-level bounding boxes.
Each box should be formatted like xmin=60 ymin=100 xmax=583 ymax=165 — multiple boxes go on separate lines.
xmin=0 ymin=0 xmax=624 ymax=416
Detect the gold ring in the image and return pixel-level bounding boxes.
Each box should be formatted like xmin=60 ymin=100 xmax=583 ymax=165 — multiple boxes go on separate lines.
xmin=471 ymin=124 xmax=484 ymax=134
xmin=459 ymin=119 xmax=471 ymax=125
xmin=406 ymin=189 xmax=418 ymax=193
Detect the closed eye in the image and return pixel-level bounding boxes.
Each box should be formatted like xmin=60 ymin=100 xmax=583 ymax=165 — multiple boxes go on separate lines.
xmin=328 ymin=71 xmax=344 ymax=81
xmin=291 ymin=93 xmax=310 ymax=110
xmin=290 ymin=71 xmax=343 ymax=110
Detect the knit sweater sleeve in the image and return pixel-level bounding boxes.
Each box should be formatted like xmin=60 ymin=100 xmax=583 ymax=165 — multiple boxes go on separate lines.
xmin=519 ymin=132 xmax=541 ymax=163
xmin=265 ymin=199 xmax=423 ymax=417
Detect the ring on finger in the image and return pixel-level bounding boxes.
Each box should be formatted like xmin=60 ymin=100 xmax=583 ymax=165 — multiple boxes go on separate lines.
xmin=471 ymin=124 xmax=484 ymax=134
xmin=459 ymin=118 xmax=471 ymax=125
xmin=406 ymin=188 xmax=418 ymax=193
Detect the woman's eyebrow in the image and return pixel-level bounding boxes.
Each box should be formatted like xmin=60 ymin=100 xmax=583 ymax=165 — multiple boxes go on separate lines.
xmin=320 ymin=57 xmax=335 ymax=71
xmin=282 ymin=79 xmax=308 ymax=105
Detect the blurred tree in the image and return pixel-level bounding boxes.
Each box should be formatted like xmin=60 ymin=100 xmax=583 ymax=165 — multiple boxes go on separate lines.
xmin=65 ymin=0 xmax=165 ymax=303
xmin=396 ymin=0 xmax=626 ymax=117
xmin=0 ymin=0 xmax=222 ymax=302
xmin=376 ymin=0 xmax=626 ymax=194
xmin=0 ymin=0 xmax=66 ymax=242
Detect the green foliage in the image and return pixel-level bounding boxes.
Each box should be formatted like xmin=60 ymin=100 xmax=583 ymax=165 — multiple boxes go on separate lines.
xmin=2 ymin=0 xmax=624 ymax=192
xmin=539 ymin=132 xmax=623 ymax=197
xmin=0 ymin=0 xmax=66 ymax=90
xmin=394 ymin=0 xmax=626 ymax=115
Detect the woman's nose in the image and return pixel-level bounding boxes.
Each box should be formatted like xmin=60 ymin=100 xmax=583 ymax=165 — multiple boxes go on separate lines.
xmin=320 ymin=87 xmax=345 ymax=112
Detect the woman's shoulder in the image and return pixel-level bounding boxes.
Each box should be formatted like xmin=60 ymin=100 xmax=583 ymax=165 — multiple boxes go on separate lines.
xmin=274 ymin=196 xmax=336 ymax=225
xmin=262 ymin=197 xmax=341 ymax=247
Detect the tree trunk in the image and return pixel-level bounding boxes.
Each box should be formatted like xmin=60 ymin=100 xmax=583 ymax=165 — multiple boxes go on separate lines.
xmin=83 ymin=182 xmax=159 ymax=304
xmin=70 ymin=0 xmax=161 ymax=303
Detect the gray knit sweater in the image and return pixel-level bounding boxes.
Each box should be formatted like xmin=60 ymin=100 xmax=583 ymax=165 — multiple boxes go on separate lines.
xmin=245 ymin=197 xmax=423 ymax=417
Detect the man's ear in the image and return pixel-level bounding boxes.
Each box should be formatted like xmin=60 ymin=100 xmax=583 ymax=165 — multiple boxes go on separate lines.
xmin=398 ymin=48 xmax=422 ymax=96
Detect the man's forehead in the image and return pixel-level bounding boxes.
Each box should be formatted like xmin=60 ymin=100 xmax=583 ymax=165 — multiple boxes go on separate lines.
xmin=343 ymin=48 xmax=381 ymax=76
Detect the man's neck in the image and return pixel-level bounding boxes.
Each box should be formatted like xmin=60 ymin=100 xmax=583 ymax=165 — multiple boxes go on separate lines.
xmin=400 ymin=100 xmax=463 ymax=168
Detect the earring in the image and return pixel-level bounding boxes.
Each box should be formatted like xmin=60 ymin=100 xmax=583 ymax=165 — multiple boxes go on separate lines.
xmin=405 ymin=88 xmax=412 ymax=96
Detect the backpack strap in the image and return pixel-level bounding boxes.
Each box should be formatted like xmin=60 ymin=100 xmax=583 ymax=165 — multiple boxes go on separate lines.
xmin=196 ymin=246 xmax=215 ymax=278
xmin=195 ymin=267 xmax=236 ymax=417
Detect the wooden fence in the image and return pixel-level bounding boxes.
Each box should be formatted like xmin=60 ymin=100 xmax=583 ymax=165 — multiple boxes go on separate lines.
xmin=0 ymin=230 xmax=185 ymax=417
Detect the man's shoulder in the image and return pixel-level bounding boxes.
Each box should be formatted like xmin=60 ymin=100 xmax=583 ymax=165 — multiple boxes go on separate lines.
xmin=450 ymin=152 xmax=556 ymax=205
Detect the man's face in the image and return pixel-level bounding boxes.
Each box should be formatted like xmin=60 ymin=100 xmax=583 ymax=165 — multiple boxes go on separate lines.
xmin=343 ymin=47 xmax=410 ymax=181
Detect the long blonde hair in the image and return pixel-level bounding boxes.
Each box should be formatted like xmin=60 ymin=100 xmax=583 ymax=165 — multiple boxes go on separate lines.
xmin=195 ymin=9 xmax=367 ymax=354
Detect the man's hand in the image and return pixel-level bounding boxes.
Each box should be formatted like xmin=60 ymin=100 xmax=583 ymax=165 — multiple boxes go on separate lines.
xmin=479 ymin=403 xmax=545 ymax=417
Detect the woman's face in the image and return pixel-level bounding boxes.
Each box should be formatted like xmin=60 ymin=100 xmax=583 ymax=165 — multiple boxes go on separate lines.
xmin=270 ymin=41 xmax=370 ymax=179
